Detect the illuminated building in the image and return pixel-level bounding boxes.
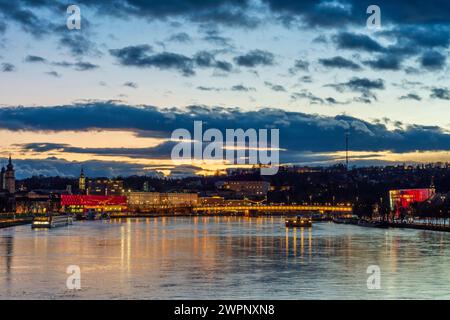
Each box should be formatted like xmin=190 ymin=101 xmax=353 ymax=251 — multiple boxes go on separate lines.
xmin=87 ymin=179 xmax=124 ymax=196
xmin=160 ymin=193 xmax=198 ymax=207
xmin=200 ymin=196 xmax=225 ymax=206
xmin=127 ymin=192 xmax=160 ymax=212
xmin=389 ymin=188 xmax=435 ymax=214
xmin=61 ymin=195 xmax=127 ymax=213
xmin=15 ymin=191 xmax=61 ymax=215
xmin=126 ymin=192 xmax=198 ymax=212
xmin=215 ymin=181 xmax=270 ymax=197
xmin=79 ymin=167 xmax=86 ymax=193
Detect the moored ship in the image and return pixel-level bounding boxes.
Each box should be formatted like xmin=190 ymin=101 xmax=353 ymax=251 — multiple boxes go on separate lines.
xmin=285 ymin=216 xmax=313 ymax=228
xmin=32 ymin=215 xmax=73 ymax=229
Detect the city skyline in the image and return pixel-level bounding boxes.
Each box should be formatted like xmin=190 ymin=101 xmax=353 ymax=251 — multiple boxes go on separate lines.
xmin=1 ymin=1 xmax=450 ymax=178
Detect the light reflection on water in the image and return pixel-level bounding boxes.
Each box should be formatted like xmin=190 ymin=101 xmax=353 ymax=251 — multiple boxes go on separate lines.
xmin=1 ymin=216 xmax=450 ymax=299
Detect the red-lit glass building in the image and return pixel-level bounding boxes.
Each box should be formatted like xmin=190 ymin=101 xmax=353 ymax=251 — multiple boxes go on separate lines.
xmin=389 ymin=188 xmax=435 ymax=215
xmin=61 ymin=195 xmax=127 ymax=213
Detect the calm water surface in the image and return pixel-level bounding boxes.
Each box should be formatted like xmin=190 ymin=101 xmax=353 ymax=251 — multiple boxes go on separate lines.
xmin=1 ymin=216 xmax=450 ymax=299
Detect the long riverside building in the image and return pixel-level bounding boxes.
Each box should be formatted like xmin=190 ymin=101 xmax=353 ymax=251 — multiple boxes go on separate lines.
xmin=126 ymin=192 xmax=199 ymax=212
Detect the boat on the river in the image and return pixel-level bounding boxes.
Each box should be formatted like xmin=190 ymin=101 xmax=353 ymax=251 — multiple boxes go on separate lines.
xmin=285 ymin=216 xmax=312 ymax=228
xmin=32 ymin=215 xmax=73 ymax=229
xmin=86 ymin=209 xmax=110 ymax=220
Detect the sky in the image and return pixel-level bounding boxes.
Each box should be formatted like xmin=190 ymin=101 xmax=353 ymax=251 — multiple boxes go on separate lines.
xmin=1 ymin=0 xmax=450 ymax=178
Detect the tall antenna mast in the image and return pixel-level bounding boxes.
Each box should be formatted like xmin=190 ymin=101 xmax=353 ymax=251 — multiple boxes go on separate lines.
xmin=345 ymin=132 xmax=349 ymax=170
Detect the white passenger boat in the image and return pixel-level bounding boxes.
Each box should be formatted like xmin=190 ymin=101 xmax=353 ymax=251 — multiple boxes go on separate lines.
xmin=32 ymin=215 xmax=73 ymax=229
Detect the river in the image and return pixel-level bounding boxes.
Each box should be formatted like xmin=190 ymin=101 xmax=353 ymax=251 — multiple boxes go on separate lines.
xmin=1 ymin=216 xmax=450 ymax=299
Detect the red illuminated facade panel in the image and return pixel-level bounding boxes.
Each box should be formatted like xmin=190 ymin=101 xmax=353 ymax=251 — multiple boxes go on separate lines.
xmin=389 ymin=188 xmax=435 ymax=214
xmin=61 ymin=195 xmax=127 ymax=213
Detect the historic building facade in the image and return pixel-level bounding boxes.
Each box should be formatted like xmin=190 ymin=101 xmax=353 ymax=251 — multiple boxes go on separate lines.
xmin=0 ymin=156 xmax=16 ymax=212
xmin=0 ymin=156 xmax=15 ymax=194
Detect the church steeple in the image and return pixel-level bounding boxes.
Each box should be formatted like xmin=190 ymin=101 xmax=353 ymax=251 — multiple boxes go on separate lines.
xmin=4 ymin=155 xmax=15 ymax=194
xmin=6 ymin=154 xmax=13 ymax=170
xmin=79 ymin=166 xmax=86 ymax=193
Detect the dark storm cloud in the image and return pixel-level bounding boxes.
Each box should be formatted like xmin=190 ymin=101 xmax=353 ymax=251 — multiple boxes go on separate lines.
xmin=270 ymin=0 xmax=355 ymax=28
xmin=124 ymin=81 xmax=138 ymax=89
xmin=334 ymin=32 xmax=385 ymax=53
xmin=25 ymin=55 xmax=47 ymax=63
xmin=19 ymin=141 xmax=176 ymax=160
xmin=319 ymin=56 xmax=362 ymax=70
xmin=109 ymin=44 xmax=154 ymax=64
xmin=328 ymin=77 xmax=384 ymax=94
xmin=264 ymin=81 xmax=286 ymax=92
xmin=74 ymin=0 xmax=257 ymax=28
xmin=329 ymin=22 xmax=450 ymax=74
xmin=262 ymin=0 xmax=450 ymax=27
xmin=2 ymin=102 xmax=450 ymax=155
xmin=58 ymin=32 xmax=101 ymax=57
xmin=201 ymin=30 xmax=234 ymax=48
xmin=234 ymin=50 xmax=275 ymax=67
xmin=24 ymin=54 xmax=97 ymax=72
xmin=420 ymin=51 xmax=447 ymax=70
xmin=298 ymin=75 xmax=312 ymax=83
xmin=52 ymin=61 xmax=99 ymax=71
xmin=327 ymin=77 xmax=385 ymax=104
xmin=399 ymin=93 xmax=422 ymax=101
xmin=194 ymin=51 xmax=233 ymax=72
xmin=110 ymin=46 xmax=195 ymax=76
xmin=3 ymin=1 xmax=448 ymax=80
xmin=331 ymin=77 xmax=384 ymax=92
xmin=168 ymin=32 xmax=192 ymax=43
xmin=231 ymin=84 xmax=256 ymax=92
xmin=325 ymin=97 xmax=348 ymax=105
xmin=291 ymin=90 xmax=324 ymax=104
xmin=0 ymin=0 xmax=257 ymax=36
xmin=380 ymin=25 xmax=450 ymax=49
xmin=291 ymin=91 xmax=346 ymax=105
xmin=289 ymin=59 xmax=309 ymax=74
xmin=430 ymin=88 xmax=450 ymax=100
xmin=5 ymin=0 xmax=450 ymax=39
xmin=364 ymin=55 xmax=402 ymax=71
xmin=45 ymin=71 xmax=61 ymax=77
xmin=110 ymin=45 xmax=232 ymax=76
xmin=0 ymin=21 xmax=6 ymax=34
xmin=355 ymin=1 xmax=450 ymax=26
xmin=197 ymin=86 xmax=223 ymax=92
xmin=0 ymin=0 xmax=57 ymax=37
xmin=1 ymin=62 xmax=15 ymax=72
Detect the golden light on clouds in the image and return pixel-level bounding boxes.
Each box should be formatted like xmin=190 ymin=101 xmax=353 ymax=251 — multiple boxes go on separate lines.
xmin=0 ymin=129 xmax=166 ymax=149
xmin=2 ymin=129 xmax=450 ymax=177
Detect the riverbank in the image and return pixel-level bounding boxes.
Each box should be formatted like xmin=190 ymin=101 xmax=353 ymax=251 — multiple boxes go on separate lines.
xmin=332 ymin=217 xmax=450 ymax=233
xmin=389 ymin=222 xmax=450 ymax=232
xmin=0 ymin=218 xmax=32 ymax=229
